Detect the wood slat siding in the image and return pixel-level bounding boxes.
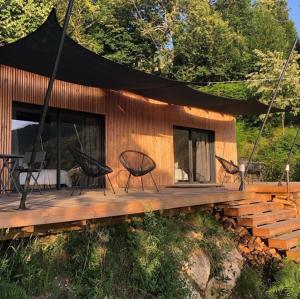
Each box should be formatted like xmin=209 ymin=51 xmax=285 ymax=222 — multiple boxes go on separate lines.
xmin=0 ymin=64 xmax=237 ymax=187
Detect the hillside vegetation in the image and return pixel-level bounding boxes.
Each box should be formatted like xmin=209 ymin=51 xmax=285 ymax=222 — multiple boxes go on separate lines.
xmin=0 ymin=211 xmax=234 ymax=298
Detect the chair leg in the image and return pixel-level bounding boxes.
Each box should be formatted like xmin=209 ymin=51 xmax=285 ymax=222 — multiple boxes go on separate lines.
xmin=106 ymin=174 xmax=115 ymax=194
xmin=79 ymin=183 xmax=84 ymax=195
xmin=79 ymin=175 xmax=87 ymax=195
xmin=233 ymin=173 xmax=240 ymax=184
xmin=149 ymin=172 xmax=159 ymax=192
xmin=30 ymin=174 xmax=42 ymax=195
xmin=141 ymin=176 xmax=144 ymax=191
xmin=71 ymin=174 xmax=81 ymax=196
xmin=221 ymin=172 xmax=227 ymax=185
xmin=125 ymin=173 xmax=131 ymax=193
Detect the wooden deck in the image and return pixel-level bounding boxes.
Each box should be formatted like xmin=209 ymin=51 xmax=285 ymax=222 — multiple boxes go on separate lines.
xmin=0 ymin=187 xmax=254 ymax=233
xmin=245 ymin=182 xmax=300 ymax=194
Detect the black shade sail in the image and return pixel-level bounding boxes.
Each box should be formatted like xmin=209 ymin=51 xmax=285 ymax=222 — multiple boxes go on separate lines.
xmin=0 ymin=9 xmax=282 ymax=115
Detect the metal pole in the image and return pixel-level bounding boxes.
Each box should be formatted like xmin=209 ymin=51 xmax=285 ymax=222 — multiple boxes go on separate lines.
xmin=278 ymin=126 xmax=300 ymax=186
xmin=19 ymin=0 xmax=75 ymax=209
xmin=239 ymin=37 xmax=298 ymax=191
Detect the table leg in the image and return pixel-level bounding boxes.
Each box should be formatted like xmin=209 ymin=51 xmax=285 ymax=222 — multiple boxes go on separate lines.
xmin=0 ymin=158 xmax=10 ymax=195
xmin=8 ymin=159 xmax=22 ymax=195
xmin=0 ymin=161 xmax=6 ymax=194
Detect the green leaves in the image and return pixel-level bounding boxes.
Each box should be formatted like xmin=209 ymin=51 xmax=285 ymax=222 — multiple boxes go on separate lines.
xmin=0 ymin=0 xmax=297 ymax=82
xmin=247 ymin=49 xmax=300 ymax=115
xmin=0 ymin=0 xmax=52 ymax=43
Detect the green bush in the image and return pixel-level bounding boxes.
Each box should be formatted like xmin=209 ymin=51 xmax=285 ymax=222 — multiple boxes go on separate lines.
xmin=237 ymin=121 xmax=300 ymax=181
xmin=61 ymin=212 xmax=194 ymax=298
xmin=267 ymin=260 xmax=300 ymax=299
xmin=0 ymin=211 xmax=235 ymax=298
xmin=232 ymin=266 xmax=266 ymax=299
xmin=188 ymin=211 xmax=234 ymax=277
xmin=0 ymin=237 xmax=61 ymax=296
xmin=0 ymin=281 xmax=27 ymax=299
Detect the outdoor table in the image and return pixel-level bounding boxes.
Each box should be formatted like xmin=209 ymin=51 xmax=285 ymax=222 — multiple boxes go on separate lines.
xmin=0 ymin=153 xmax=24 ymax=195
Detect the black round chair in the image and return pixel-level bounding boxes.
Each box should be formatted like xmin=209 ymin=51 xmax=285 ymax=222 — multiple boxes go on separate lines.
xmin=69 ymin=147 xmax=115 ymax=196
xmin=215 ymin=155 xmax=240 ymax=184
xmin=119 ymin=150 xmax=159 ymax=193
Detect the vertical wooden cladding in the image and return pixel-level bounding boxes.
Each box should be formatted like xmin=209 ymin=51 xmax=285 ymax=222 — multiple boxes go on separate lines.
xmin=0 ymin=65 xmax=237 ymax=188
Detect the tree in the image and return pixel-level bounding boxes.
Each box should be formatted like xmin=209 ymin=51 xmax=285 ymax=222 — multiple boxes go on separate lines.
xmin=246 ymin=49 xmax=300 ymax=129
xmin=0 ymin=0 xmax=297 ymax=83
xmin=0 ymin=0 xmax=52 ymax=43
xmin=0 ymin=0 xmax=157 ymax=70
xmin=246 ymin=1 xmax=296 ymax=56
xmin=213 ymin=0 xmax=297 ymax=77
xmin=170 ymin=0 xmax=247 ymax=81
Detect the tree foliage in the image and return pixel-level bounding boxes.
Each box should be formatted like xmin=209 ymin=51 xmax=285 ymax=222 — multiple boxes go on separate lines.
xmin=0 ymin=0 xmax=297 ymax=81
xmin=247 ymin=50 xmax=300 ymax=116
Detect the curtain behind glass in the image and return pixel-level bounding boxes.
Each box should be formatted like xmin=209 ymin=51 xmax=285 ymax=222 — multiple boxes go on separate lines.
xmin=192 ymin=131 xmax=211 ymax=183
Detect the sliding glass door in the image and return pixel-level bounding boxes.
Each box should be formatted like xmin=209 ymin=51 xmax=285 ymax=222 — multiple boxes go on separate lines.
xmin=173 ymin=127 xmax=215 ymax=184
xmin=12 ymin=102 xmax=104 ymax=189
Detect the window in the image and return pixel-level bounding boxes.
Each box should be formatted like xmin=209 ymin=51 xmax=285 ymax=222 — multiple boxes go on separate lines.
xmin=173 ymin=127 xmax=215 ymax=184
xmin=12 ymin=102 xmax=104 ymax=189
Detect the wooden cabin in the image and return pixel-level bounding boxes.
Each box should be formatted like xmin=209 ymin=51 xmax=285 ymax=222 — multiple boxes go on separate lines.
xmin=0 ymin=10 xmax=289 ymax=241
xmin=0 ymin=64 xmax=237 ymax=188
xmin=0 ymin=10 xmax=274 ymax=191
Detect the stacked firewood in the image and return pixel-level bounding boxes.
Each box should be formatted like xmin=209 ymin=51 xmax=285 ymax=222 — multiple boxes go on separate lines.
xmin=214 ymin=211 xmax=281 ymax=267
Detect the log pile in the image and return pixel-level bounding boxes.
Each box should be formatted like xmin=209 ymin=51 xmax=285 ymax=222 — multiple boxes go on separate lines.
xmin=214 ymin=211 xmax=281 ymax=267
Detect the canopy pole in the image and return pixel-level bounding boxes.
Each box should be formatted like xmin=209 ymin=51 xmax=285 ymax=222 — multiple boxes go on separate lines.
xmin=239 ymin=37 xmax=298 ymax=191
xmin=278 ymin=126 xmax=300 ymax=186
xmin=19 ymin=0 xmax=75 ymax=210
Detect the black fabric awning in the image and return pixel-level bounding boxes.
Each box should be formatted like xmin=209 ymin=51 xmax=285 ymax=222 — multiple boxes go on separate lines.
xmin=0 ymin=9 xmax=282 ymax=115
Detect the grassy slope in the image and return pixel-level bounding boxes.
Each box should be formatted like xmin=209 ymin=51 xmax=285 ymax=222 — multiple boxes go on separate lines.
xmin=0 ymin=211 xmax=234 ymax=299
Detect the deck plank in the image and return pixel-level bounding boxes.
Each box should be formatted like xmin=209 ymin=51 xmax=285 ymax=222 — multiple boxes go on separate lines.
xmin=0 ymin=188 xmax=254 ymax=229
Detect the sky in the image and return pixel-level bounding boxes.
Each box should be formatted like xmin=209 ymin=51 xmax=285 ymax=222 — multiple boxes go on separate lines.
xmin=288 ymin=0 xmax=300 ymax=36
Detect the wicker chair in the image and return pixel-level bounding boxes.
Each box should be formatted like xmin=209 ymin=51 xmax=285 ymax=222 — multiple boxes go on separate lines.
xmin=119 ymin=150 xmax=159 ymax=193
xmin=69 ymin=147 xmax=115 ymax=196
xmin=215 ymin=155 xmax=240 ymax=184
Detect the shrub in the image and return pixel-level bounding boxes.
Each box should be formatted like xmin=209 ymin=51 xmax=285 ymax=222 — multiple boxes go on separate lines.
xmin=237 ymin=122 xmax=300 ymax=182
xmin=0 ymin=281 xmax=27 ymax=299
xmin=0 ymin=211 xmax=236 ymax=298
xmin=267 ymin=260 xmax=300 ymax=299
xmin=232 ymin=266 xmax=266 ymax=299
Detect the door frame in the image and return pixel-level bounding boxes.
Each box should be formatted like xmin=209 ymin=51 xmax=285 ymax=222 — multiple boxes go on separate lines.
xmin=173 ymin=126 xmax=216 ymax=184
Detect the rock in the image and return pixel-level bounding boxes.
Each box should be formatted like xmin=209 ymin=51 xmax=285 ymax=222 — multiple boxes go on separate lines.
xmin=188 ymin=231 xmax=204 ymax=241
xmin=189 ymin=289 xmax=203 ymax=299
xmin=186 ymin=249 xmax=211 ymax=292
xmin=205 ymin=248 xmax=244 ymax=299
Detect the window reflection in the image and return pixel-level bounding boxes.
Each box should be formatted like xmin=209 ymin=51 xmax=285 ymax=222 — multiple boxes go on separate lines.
xmin=12 ymin=103 xmax=103 ymax=189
